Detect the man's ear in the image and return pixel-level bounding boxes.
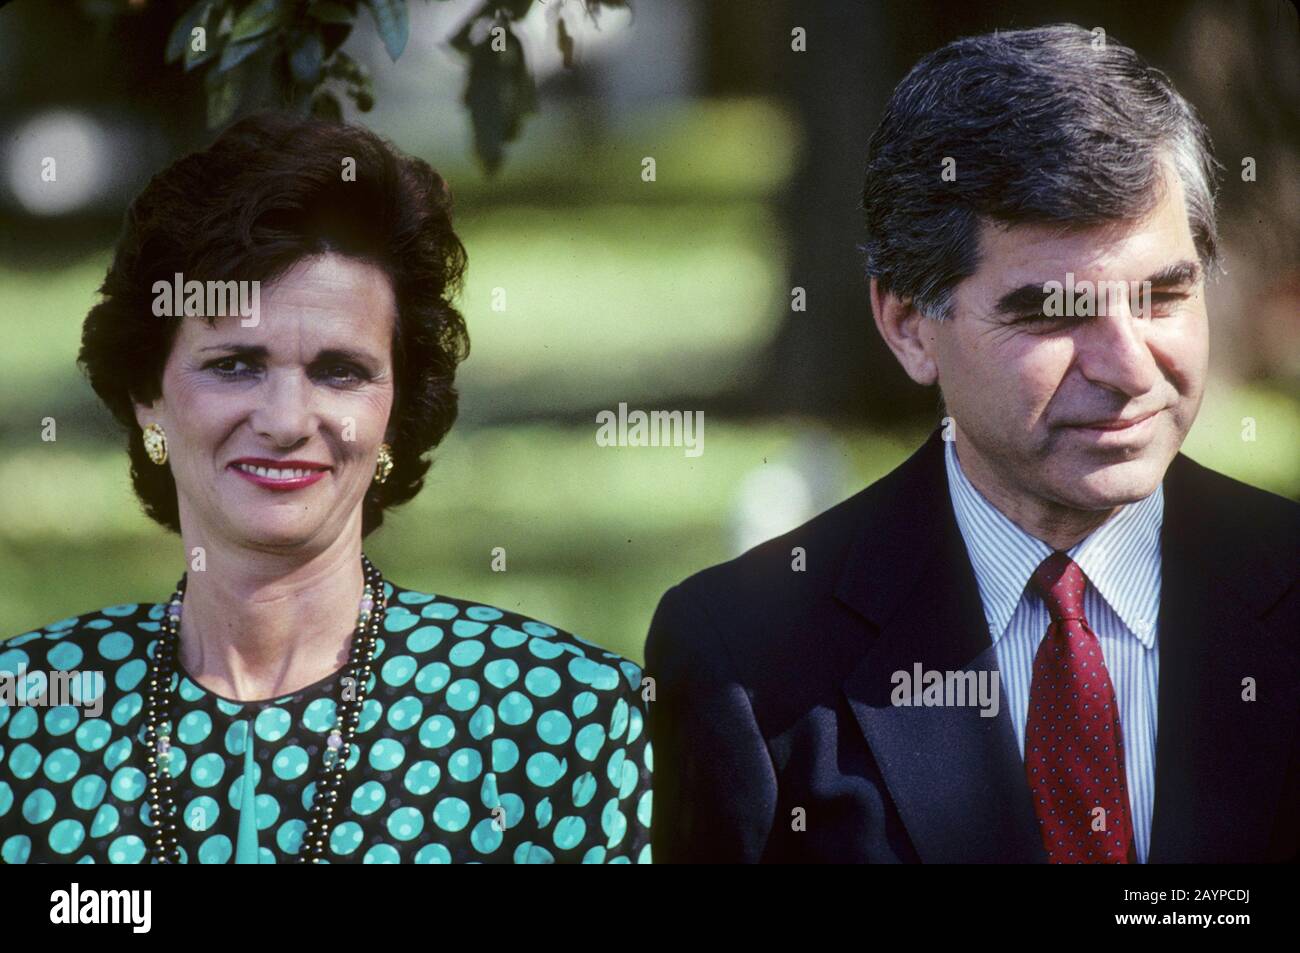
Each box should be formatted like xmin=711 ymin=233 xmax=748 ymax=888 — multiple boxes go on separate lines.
xmin=869 ymin=278 xmax=940 ymax=386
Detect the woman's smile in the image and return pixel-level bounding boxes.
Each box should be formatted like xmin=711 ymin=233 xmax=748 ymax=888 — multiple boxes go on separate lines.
xmin=228 ymin=456 xmax=332 ymax=492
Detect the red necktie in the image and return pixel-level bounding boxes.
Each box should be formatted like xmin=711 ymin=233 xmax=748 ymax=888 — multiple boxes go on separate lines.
xmin=1024 ymin=551 xmax=1135 ymax=863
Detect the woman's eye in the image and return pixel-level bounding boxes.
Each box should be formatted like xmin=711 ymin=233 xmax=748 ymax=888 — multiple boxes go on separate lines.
xmin=205 ymin=358 xmax=368 ymax=384
xmin=320 ymin=364 xmax=367 ymax=385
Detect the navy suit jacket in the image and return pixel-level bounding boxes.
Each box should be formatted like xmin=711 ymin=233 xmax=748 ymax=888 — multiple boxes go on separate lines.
xmin=644 ymin=428 xmax=1299 ymax=862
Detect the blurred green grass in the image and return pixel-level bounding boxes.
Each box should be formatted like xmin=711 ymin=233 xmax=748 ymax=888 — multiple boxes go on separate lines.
xmin=2 ymin=398 xmax=1296 ymax=664
xmin=0 ymin=421 xmax=912 ymax=662
xmin=453 ymin=201 xmax=785 ymax=416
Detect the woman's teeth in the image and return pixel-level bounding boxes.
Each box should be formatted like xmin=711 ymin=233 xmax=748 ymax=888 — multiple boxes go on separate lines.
xmin=235 ymin=464 xmax=319 ymax=480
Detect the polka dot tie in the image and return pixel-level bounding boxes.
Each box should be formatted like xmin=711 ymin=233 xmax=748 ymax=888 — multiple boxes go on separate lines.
xmin=1024 ymin=551 xmax=1135 ymax=863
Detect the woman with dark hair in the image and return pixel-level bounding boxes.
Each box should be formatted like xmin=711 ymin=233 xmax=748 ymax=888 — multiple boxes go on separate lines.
xmin=0 ymin=113 xmax=651 ymax=864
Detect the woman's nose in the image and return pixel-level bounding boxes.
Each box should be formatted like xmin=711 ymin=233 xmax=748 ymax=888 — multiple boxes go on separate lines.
xmin=248 ymin=373 xmax=317 ymax=446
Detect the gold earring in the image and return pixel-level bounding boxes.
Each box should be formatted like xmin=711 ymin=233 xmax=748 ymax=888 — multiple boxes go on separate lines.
xmin=374 ymin=442 xmax=393 ymax=484
xmin=143 ymin=423 xmax=168 ymax=465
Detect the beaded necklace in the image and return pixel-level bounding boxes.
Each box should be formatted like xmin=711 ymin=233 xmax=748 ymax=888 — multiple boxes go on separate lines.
xmin=142 ymin=554 xmax=386 ymax=863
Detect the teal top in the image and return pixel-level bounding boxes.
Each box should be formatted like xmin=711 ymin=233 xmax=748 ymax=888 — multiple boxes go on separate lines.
xmin=0 ymin=579 xmax=652 ymax=863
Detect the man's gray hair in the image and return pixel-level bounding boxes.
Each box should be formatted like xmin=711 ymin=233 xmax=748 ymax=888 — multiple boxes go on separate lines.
xmin=861 ymin=23 xmax=1222 ymax=321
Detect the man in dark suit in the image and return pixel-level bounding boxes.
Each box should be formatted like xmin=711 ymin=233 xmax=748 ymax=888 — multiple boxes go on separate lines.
xmin=644 ymin=24 xmax=1299 ymax=863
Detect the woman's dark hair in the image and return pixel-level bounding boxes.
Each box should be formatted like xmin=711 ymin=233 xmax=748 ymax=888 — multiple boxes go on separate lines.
xmin=79 ymin=111 xmax=469 ymax=537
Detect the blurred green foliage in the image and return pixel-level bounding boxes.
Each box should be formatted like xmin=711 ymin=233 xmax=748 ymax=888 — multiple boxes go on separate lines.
xmin=154 ymin=0 xmax=626 ymax=172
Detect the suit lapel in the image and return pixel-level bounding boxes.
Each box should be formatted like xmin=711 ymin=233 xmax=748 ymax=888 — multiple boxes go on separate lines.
xmin=837 ymin=429 xmax=1046 ymax=862
xmin=834 ymin=440 xmax=1294 ymax=863
xmin=1148 ymin=454 xmax=1299 ymax=862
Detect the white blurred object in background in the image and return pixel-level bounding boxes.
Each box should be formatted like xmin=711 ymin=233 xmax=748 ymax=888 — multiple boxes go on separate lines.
xmin=6 ymin=110 xmax=110 ymax=215
xmin=731 ymin=430 xmax=850 ymax=555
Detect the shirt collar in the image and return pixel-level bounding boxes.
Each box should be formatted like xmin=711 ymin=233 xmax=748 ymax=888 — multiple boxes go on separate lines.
xmin=943 ymin=436 xmax=1163 ymax=648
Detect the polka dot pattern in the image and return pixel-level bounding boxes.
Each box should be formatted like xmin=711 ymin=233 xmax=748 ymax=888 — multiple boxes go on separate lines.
xmin=1025 ymin=552 xmax=1135 ymax=864
xmin=1 ymin=582 xmax=652 ymax=863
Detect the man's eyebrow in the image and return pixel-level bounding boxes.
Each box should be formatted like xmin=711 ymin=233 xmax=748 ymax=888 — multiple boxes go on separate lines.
xmin=197 ymin=344 xmax=381 ymax=364
xmin=1144 ymin=259 xmax=1202 ymax=288
xmin=991 ymin=259 xmax=1204 ymax=317
xmin=314 ymin=347 xmax=382 ymax=367
xmin=198 ymin=344 xmax=268 ymax=355
xmin=992 ymin=285 xmax=1053 ymax=316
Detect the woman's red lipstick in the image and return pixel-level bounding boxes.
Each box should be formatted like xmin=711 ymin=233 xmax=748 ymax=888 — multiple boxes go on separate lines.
xmin=228 ymin=458 xmax=330 ymax=492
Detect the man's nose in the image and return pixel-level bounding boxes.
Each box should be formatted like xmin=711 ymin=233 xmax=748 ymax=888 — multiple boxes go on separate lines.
xmin=1074 ymin=299 xmax=1162 ymax=398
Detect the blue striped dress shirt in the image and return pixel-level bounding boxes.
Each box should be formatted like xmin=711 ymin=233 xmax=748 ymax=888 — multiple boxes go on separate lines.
xmin=942 ymin=436 xmax=1163 ymax=863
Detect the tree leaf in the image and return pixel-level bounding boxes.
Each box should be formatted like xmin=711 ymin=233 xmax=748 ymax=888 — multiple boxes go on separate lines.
xmin=229 ymin=0 xmax=288 ymax=44
xmin=557 ymin=16 xmax=574 ymax=69
xmin=166 ymin=0 xmax=214 ymax=64
xmin=205 ymin=66 xmax=242 ymax=127
xmin=498 ymin=0 xmax=533 ymax=21
xmin=327 ymin=49 xmax=363 ymax=80
xmin=311 ymin=90 xmax=344 ymax=121
xmin=289 ymin=31 xmax=325 ymax=86
xmin=183 ymin=9 xmax=222 ymax=72
xmin=366 ymin=0 xmax=409 ymax=62
xmin=345 ymin=80 xmax=375 ymax=112
xmin=184 ymin=39 xmax=220 ymax=72
xmin=448 ymin=16 xmax=474 ymax=55
xmin=218 ymin=34 xmax=267 ymax=72
xmin=309 ymin=1 xmax=355 ymax=24
xmin=463 ymin=24 xmax=537 ymax=175
xmin=320 ymin=20 xmax=353 ymax=57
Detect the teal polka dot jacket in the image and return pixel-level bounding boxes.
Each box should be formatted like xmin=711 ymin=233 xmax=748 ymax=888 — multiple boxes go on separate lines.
xmin=0 ymin=580 xmax=653 ymax=863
